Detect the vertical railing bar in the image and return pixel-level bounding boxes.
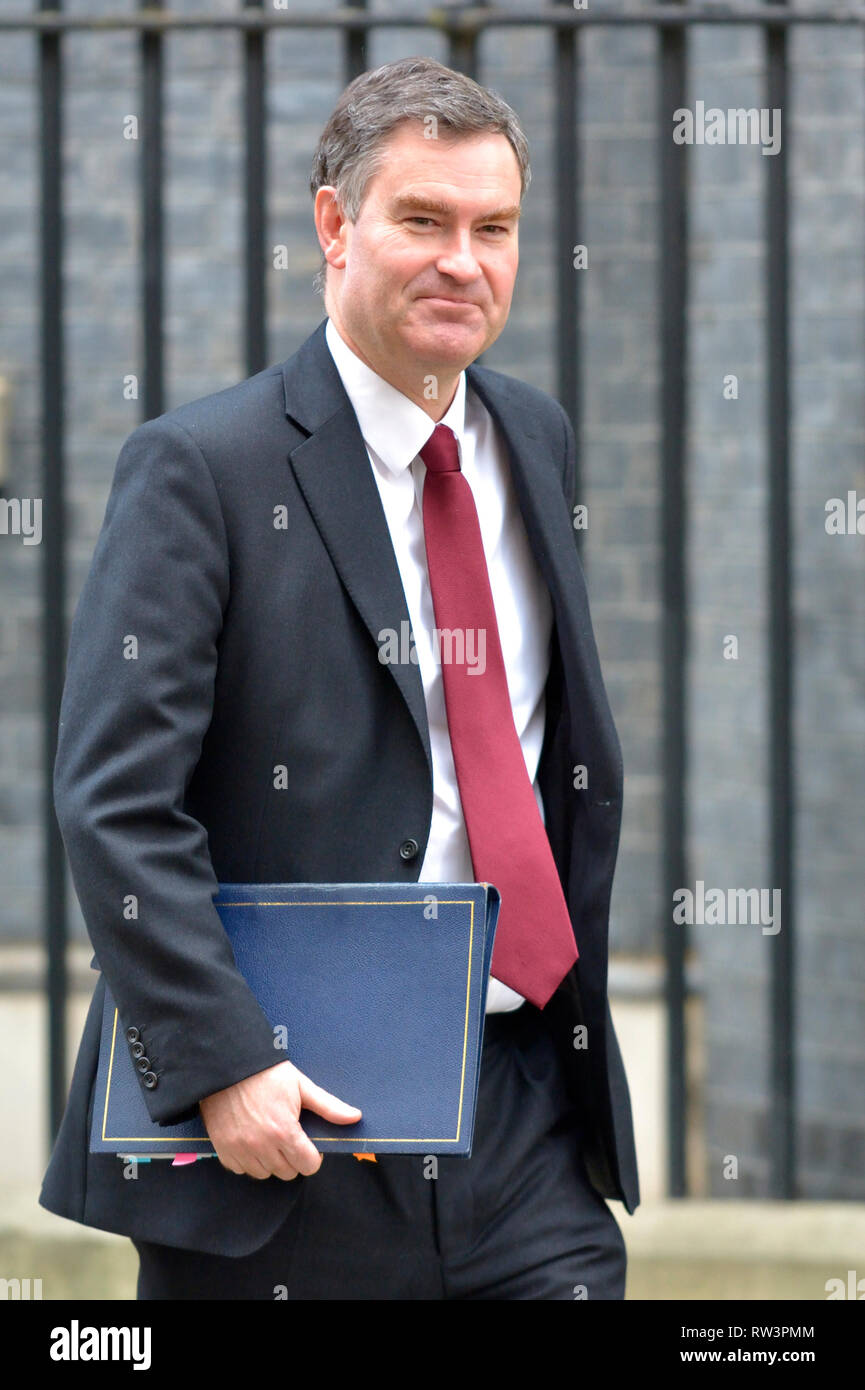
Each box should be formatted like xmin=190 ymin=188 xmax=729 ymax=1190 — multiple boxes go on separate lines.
xmin=140 ymin=0 xmax=164 ymax=419
xmin=344 ymin=0 xmax=368 ymax=85
xmin=447 ymin=3 xmax=482 ymax=83
xmin=765 ymin=1 xmax=795 ymax=1199
xmin=39 ymin=0 xmax=68 ymax=1144
xmin=554 ymin=0 xmax=582 ymax=550
xmin=445 ymin=5 xmax=483 ymax=365
xmin=245 ymin=0 xmax=267 ymax=374
xmin=659 ymin=13 xmax=689 ymax=1198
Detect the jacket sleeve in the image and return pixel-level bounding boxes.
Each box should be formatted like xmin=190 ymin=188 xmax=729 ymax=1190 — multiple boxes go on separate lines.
xmin=54 ymin=416 xmax=282 ymax=1125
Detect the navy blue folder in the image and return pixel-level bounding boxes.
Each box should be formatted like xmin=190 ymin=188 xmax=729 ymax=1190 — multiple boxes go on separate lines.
xmin=90 ymin=881 xmax=500 ymax=1158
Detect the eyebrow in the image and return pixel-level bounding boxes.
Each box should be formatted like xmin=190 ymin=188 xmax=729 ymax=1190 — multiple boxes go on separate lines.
xmin=390 ymin=194 xmax=521 ymax=222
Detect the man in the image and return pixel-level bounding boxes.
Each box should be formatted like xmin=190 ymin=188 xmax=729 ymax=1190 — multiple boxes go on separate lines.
xmin=39 ymin=55 xmax=639 ymax=1300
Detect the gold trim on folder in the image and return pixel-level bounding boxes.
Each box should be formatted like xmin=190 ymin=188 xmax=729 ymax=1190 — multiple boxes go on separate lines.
xmin=102 ymin=897 xmax=477 ymax=1146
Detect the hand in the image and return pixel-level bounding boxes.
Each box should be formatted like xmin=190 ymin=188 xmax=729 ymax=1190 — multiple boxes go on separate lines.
xmin=199 ymin=1060 xmax=362 ymax=1181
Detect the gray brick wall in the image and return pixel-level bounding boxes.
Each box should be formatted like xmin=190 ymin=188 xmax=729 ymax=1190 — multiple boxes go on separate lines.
xmin=0 ymin=0 xmax=862 ymax=1198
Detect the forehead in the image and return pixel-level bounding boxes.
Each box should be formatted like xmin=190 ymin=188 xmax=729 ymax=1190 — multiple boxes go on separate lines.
xmin=366 ymin=121 xmax=522 ymax=203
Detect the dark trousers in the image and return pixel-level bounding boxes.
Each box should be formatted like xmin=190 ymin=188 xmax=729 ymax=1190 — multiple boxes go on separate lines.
xmin=133 ymin=1002 xmax=627 ymax=1300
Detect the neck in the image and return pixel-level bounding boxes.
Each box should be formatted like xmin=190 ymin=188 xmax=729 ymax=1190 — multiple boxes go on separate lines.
xmin=326 ymin=312 xmax=461 ymax=421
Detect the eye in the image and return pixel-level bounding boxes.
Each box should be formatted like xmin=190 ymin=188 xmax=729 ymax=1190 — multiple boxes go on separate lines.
xmin=405 ymin=217 xmax=510 ymax=233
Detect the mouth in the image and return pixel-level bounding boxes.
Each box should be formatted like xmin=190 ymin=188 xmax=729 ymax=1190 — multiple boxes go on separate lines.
xmin=418 ymin=296 xmax=480 ymax=308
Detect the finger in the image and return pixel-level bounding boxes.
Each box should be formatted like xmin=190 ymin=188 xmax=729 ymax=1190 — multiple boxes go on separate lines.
xmin=239 ymin=1152 xmax=273 ymax=1181
xmin=297 ymin=1076 xmax=362 ymax=1125
xmin=261 ymin=1117 xmax=322 ymax=1177
xmin=271 ymin=1147 xmax=301 ymax=1182
xmin=267 ymin=1099 xmax=333 ymax=1172
xmin=285 ymin=1132 xmax=324 ymax=1178
xmin=215 ymin=1148 xmax=246 ymax=1176
xmin=220 ymin=1159 xmax=245 ymax=1176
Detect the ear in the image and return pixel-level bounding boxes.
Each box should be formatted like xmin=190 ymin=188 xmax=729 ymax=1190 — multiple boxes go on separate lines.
xmin=314 ymin=187 xmax=349 ymax=272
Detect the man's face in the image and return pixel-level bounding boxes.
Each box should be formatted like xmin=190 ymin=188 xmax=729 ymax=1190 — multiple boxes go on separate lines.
xmin=318 ymin=121 xmax=521 ymax=391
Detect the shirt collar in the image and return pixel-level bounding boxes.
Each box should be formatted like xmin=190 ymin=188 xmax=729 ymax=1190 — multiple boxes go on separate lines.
xmin=325 ymin=316 xmax=467 ymax=476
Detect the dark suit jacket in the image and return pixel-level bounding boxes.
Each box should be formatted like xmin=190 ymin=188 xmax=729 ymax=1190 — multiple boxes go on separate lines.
xmin=39 ymin=317 xmax=640 ymax=1256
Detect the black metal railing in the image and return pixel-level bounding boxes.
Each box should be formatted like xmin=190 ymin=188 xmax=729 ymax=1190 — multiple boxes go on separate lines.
xmin=6 ymin=0 xmax=859 ymax=1197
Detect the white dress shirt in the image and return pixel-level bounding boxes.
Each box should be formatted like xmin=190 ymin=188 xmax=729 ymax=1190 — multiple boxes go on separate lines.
xmin=324 ymin=317 xmax=554 ymax=1013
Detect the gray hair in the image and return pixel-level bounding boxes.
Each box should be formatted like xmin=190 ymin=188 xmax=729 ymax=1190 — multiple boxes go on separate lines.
xmin=309 ymin=56 xmax=531 ymax=298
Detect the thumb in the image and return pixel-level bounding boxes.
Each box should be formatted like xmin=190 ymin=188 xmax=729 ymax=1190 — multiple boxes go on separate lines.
xmin=297 ymin=1074 xmax=362 ymax=1125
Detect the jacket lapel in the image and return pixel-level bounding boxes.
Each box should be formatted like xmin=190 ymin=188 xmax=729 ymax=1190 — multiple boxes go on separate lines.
xmin=283 ymin=321 xmax=432 ymax=777
xmin=466 ymin=365 xmax=623 ymax=803
xmin=281 ymin=318 xmax=621 ymax=804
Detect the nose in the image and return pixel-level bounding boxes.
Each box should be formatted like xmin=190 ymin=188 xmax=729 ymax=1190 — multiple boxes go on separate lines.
xmin=434 ymin=231 xmax=482 ymax=283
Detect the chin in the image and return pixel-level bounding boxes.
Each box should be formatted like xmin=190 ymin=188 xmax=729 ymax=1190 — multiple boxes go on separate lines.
xmin=406 ymin=322 xmax=487 ymax=361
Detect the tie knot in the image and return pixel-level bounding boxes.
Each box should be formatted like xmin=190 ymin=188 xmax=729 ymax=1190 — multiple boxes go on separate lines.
xmin=420 ymin=423 xmax=461 ymax=475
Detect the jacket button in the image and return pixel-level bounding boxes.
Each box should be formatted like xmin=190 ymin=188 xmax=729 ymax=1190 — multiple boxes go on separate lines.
xmin=126 ymin=1027 xmax=140 ymax=1044
xmin=130 ymin=1042 xmax=145 ymax=1060
xmin=399 ymin=838 xmax=419 ymax=861
xmin=136 ymin=1056 xmax=151 ymax=1073
xmin=142 ymin=1071 xmax=158 ymax=1089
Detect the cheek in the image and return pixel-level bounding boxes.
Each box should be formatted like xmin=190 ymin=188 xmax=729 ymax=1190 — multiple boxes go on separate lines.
xmin=350 ymin=244 xmax=406 ymax=293
xmin=390 ymin=244 xmax=427 ymax=280
xmin=493 ymin=264 xmax=518 ymax=307
xmin=343 ymin=243 xmax=371 ymax=287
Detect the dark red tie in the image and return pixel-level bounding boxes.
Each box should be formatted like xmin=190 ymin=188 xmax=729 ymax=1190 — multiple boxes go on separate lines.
xmin=420 ymin=423 xmax=578 ymax=1008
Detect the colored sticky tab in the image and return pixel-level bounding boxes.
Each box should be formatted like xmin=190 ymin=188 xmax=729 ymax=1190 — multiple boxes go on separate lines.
xmin=171 ymin=1153 xmax=199 ymax=1166
xmin=353 ymin=1153 xmax=377 ymax=1163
